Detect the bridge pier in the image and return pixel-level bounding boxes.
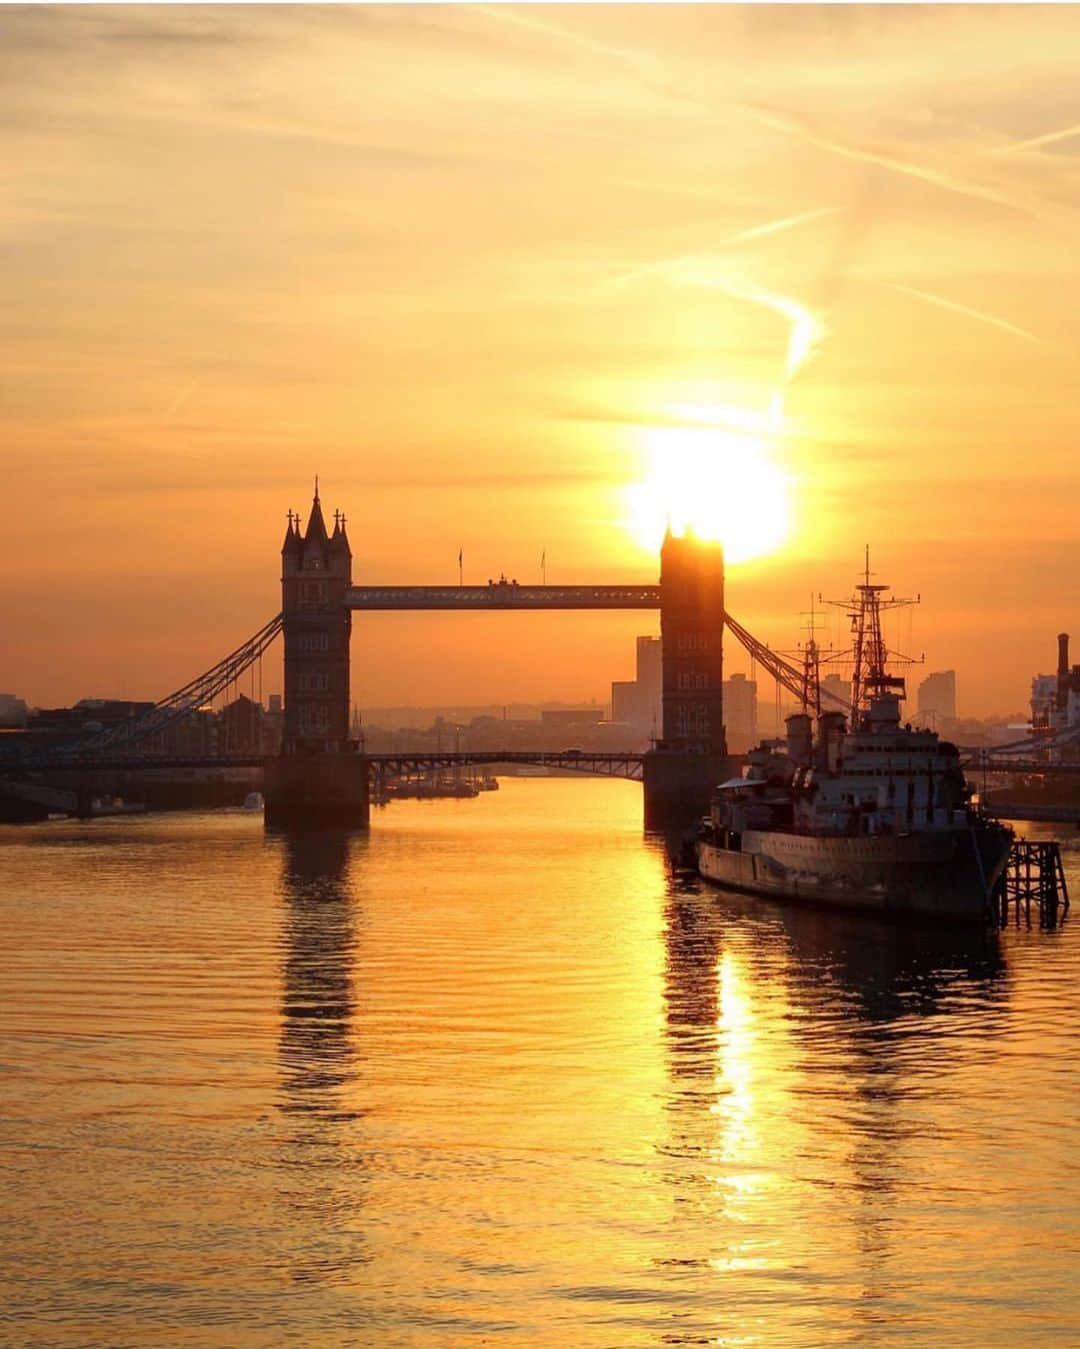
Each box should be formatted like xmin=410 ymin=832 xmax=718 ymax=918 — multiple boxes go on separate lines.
xmin=643 ymin=749 xmax=737 ymax=832
xmin=264 ymin=753 xmax=371 ymax=830
xmin=75 ymin=780 xmax=94 ymax=820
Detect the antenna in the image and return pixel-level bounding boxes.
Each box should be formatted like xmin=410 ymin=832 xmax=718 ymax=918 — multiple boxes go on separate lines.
xmin=822 ymin=549 xmax=920 ymax=728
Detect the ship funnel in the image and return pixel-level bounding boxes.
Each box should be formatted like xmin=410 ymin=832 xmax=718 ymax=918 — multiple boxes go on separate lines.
xmin=816 ymin=710 xmax=847 ymax=774
xmin=785 ymin=713 xmax=812 ymax=766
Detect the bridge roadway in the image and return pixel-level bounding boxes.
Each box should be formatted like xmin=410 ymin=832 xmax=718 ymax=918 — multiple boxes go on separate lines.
xmin=28 ymin=750 xmax=646 ymax=780
xmin=344 ymin=585 xmax=662 ymax=610
xmin=966 ymin=759 xmax=1080 ymax=775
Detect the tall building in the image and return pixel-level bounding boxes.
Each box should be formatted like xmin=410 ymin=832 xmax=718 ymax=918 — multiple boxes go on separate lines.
xmin=611 ymin=635 xmax=662 ymax=738
xmin=723 ymin=673 xmax=758 ymax=753
xmin=636 ymin=635 xmax=662 ymax=729
xmin=917 ymin=670 xmax=957 ymax=725
xmin=1030 ymin=674 xmax=1057 ymax=730
xmin=820 ymin=673 xmax=852 ymax=712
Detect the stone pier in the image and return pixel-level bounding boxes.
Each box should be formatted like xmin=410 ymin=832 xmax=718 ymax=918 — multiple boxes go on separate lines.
xmin=264 ymin=753 xmax=370 ymax=830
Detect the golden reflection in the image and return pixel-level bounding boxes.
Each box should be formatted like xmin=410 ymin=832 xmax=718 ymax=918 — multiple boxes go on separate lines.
xmin=278 ymin=829 xmax=359 ymax=1120
xmin=662 ymin=883 xmax=1017 ymax=1341
xmin=712 ymin=949 xmax=757 ymax=1164
xmin=275 ymin=828 xmax=370 ymax=1286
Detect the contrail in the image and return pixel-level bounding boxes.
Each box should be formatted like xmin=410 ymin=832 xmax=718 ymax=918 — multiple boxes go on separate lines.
xmin=690 ymin=272 xmax=825 ymax=381
xmin=872 ymin=279 xmax=1039 ymax=344
xmin=722 ymin=205 xmax=841 ymax=247
xmin=658 ymin=260 xmax=827 ymax=422
xmin=602 ymin=206 xmax=839 ymax=297
xmin=473 ymin=5 xmax=653 ymax=79
xmin=603 ymin=256 xmax=826 ymax=428
xmin=991 ymin=123 xmax=1080 ymax=157
xmin=751 ymin=104 xmax=1028 ymax=215
xmin=476 ymin=8 xmax=1030 ymax=220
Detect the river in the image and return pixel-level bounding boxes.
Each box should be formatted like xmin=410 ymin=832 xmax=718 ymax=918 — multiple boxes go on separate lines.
xmin=1 ymin=777 xmax=1077 ymax=1346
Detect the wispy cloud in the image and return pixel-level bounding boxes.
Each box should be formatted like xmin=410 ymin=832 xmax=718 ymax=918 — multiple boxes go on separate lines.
xmin=476 ymin=6 xmax=1043 ymax=225
xmin=990 ymin=122 xmax=1080 ymax=157
xmin=750 ymin=104 xmax=1032 ymax=216
xmin=473 ymin=4 xmax=654 ymax=80
xmin=869 ymin=279 xmax=1039 ymax=344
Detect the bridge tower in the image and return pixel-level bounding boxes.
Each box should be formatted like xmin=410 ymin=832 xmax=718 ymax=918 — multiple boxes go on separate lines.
xmin=265 ymin=482 xmax=369 ymax=829
xmin=281 ymin=482 xmax=352 ymax=752
xmin=659 ymin=527 xmax=726 ymax=756
xmin=644 ymin=528 xmax=734 ymax=830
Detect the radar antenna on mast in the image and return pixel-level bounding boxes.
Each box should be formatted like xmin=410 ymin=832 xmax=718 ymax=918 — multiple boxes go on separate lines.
xmin=777 ymin=594 xmax=834 ymax=715
xmin=821 ymin=546 xmax=921 ymax=728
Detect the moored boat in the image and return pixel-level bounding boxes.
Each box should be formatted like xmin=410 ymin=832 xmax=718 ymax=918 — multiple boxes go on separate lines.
xmin=697 ymin=558 xmax=1012 ymax=922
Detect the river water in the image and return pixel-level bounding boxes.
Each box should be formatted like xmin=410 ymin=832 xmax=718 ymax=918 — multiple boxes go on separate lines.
xmin=1 ymin=778 xmax=1077 ymax=1346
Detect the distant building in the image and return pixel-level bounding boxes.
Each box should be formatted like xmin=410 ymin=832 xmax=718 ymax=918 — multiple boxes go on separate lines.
xmin=0 ymin=694 xmax=28 ymax=728
xmin=917 ymin=670 xmax=956 ymax=726
xmin=220 ymin=694 xmax=263 ymax=755
xmin=28 ymin=699 xmax=156 ymax=742
xmin=723 ymin=673 xmax=758 ymax=753
xmin=263 ymin=693 xmax=284 ymax=753
xmin=610 ymin=635 xmax=662 ymax=741
xmin=540 ymin=708 xmax=604 ymax=728
xmin=820 ymin=674 xmax=852 ymax=712
xmin=635 ymin=636 xmax=661 ymax=728
xmin=1032 ymin=633 xmax=1080 ymax=739
xmin=1030 ymin=674 xmax=1057 ymax=731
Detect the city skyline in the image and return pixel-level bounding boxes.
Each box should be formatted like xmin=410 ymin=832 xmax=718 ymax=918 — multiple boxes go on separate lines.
xmin=3 ymin=6 xmax=1078 ymax=713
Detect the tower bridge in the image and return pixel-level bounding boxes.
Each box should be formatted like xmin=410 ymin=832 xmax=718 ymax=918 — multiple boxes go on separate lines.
xmin=269 ymin=482 xmax=732 ymax=828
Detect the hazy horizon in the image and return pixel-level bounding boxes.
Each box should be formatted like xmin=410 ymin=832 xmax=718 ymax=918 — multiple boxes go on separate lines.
xmin=4 ymin=6 xmax=1078 ymax=713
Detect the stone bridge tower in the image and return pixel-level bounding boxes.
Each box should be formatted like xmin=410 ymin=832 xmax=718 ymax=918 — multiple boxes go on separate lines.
xmin=643 ymin=527 xmax=732 ymax=829
xmin=266 ymin=481 xmax=368 ymax=829
xmin=660 ymin=527 xmax=726 ymax=757
xmin=281 ymin=481 xmax=352 ymax=753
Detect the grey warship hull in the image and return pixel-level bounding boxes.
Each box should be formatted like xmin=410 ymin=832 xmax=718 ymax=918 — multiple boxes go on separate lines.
xmin=697 ymin=825 xmax=1012 ymax=922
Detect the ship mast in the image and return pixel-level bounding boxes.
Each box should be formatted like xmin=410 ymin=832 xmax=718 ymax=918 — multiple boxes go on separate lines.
xmin=799 ymin=594 xmax=824 ymax=716
xmin=823 ymin=547 xmax=920 ymax=728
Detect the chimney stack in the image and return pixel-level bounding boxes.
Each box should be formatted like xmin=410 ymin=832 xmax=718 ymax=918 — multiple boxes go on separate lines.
xmin=1057 ymin=633 xmax=1070 ymax=711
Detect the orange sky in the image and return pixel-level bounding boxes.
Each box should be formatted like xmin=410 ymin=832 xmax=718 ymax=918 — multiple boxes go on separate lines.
xmin=3 ymin=5 xmax=1078 ymax=716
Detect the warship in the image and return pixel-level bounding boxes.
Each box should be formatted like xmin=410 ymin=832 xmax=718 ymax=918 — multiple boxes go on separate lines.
xmin=697 ymin=557 xmax=1012 ymax=922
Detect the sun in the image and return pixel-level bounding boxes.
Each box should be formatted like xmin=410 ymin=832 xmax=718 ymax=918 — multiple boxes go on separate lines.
xmin=623 ymin=420 xmax=792 ymax=563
